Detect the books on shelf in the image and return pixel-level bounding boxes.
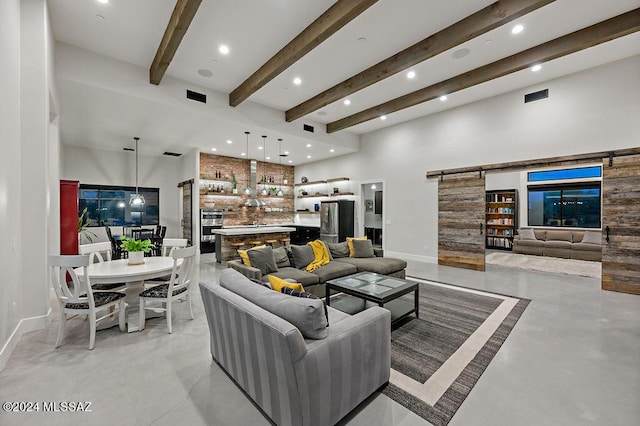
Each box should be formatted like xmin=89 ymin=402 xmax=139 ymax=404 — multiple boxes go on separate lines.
xmin=486 ymin=193 xmax=515 ymax=203
xmin=486 ymin=207 xmax=514 ymax=214
xmin=486 ymin=236 xmax=513 ymax=249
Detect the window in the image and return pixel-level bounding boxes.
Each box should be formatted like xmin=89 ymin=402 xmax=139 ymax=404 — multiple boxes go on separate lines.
xmin=79 ymin=184 xmax=159 ymax=227
xmin=527 ymin=166 xmax=601 ymax=229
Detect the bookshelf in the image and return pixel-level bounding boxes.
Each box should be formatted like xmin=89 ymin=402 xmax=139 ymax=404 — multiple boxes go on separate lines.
xmin=485 ymin=189 xmax=518 ymax=250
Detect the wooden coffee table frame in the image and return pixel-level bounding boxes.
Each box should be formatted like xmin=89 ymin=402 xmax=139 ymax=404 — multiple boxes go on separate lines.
xmin=325 ymin=272 xmax=419 ymax=325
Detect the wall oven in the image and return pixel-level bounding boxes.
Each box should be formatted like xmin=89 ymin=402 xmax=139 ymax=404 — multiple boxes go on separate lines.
xmin=200 ymin=209 xmax=223 ymax=253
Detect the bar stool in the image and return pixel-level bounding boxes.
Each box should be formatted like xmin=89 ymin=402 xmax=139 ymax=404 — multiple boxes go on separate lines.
xmin=248 ymin=240 xmax=263 ymax=247
xmin=264 ymin=239 xmax=278 ymax=247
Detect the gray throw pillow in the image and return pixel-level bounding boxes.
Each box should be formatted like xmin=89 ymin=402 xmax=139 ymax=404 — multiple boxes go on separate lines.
xmin=519 ymin=228 xmax=536 ymax=240
xmin=581 ymin=230 xmax=601 ymax=245
xmin=281 ymin=286 xmax=328 ymax=326
xmin=352 ymin=239 xmax=375 ymax=258
xmin=246 ymin=246 xmax=278 ymax=275
xmin=290 ymin=244 xmax=314 ymax=269
xmin=326 ymin=241 xmax=350 ymax=258
xmin=272 ymin=246 xmax=291 ymax=268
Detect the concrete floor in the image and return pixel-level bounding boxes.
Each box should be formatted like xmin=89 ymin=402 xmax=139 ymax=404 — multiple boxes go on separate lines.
xmin=1 ymin=255 xmax=639 ymax=426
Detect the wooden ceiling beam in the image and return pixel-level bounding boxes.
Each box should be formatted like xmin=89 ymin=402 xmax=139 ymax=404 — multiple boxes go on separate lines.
xmin=286 ymin=0 xmax=556 ymax=122
xmin=229 ymin=0 xmax=379 ymax=107
xmin=327 ymin=8 xmax=640 ymax=133
xmin=150 ymin=0 xmax=202 ymax=85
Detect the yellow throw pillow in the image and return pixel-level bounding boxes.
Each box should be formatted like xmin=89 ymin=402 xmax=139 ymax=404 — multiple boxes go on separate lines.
xmin=268 ymin=275 xmax=304 ymax=293
xmin=346 ymin=237 xmax=367 ymax=257
xmin=238 ymin=244 xmax=266 ymax=266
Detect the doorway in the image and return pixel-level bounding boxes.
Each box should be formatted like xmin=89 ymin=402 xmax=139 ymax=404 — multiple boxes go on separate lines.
xmin=178 ymin=179 xmax=193 ymax=245
xmin=361 ymin=181 xmax=383 ymax=248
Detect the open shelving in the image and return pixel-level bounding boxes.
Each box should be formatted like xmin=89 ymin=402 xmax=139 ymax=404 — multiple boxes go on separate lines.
xmin=485 ymin=189 xmax=518 ymax=250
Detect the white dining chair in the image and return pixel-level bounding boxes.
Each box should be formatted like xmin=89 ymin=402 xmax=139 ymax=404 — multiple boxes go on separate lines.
xmin=160 ymin=238 xmax=188 ymax=257
xmin=49 ymin=254 xmax=126 ymax=350
xmin=79 ymin=242 xmax=126 ymax=292
xmin=138 ymin=245 xmax=196 ymax=334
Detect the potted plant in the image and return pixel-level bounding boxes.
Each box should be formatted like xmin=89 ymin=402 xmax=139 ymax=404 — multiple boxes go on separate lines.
xmin=298 ymin=189 xmax=308 ymax=197
xmin=269 ymin=186 xmax=278 ymax=195
xmin=119 ymin=236 xmax=154 ymax=265
xmin=78 ymin=207 xmax=97 ymax=244
xmin=231 ymin=173 xmax=238 ymax=194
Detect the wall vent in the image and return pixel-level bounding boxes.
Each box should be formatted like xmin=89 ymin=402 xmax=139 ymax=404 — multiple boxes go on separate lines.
xmin=163 ymin=151 xmax=182 ymax=157
xmin=303 ymin=124 xmax=314 ymax=133
xmin=123 ymin=147 xmax=135 ymax=152
xmin=186 ymin=89 xmax=207 ymax=103
xmin=524 ymin=89 xmax=549 ymax=103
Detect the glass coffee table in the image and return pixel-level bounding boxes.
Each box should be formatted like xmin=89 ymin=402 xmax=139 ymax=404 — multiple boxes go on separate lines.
xmin=325 ymin=272 xmax=419 ymax=325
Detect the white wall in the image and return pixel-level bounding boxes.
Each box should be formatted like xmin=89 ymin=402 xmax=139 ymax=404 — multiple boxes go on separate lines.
xmin=0 ymin=0 xmax=23 ymax=370
xmin=1 ymin=0 xmax=59 ymax=370
xmin=61 ymin=146 xmax=181 ymax=238
xmin=295 ymin=55 xmax=640 ymax=263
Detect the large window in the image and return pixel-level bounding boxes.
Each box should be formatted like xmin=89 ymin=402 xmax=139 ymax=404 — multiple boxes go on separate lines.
xmin=527 ymin=166 xmax=601 ymax=228
xmin=79 ymin=184 xmax=159 ymax=227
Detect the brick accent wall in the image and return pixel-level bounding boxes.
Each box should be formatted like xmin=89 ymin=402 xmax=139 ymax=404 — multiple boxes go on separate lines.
xmin=199 ymin=153 xmax=294 ymax=226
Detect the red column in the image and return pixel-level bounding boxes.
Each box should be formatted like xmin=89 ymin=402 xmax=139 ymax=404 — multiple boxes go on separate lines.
xmin=60 ymin=180 xmax=79 ymax=255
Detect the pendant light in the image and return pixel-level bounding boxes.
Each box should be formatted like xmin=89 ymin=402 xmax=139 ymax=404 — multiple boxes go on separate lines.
xmin=129 ymin=137 xmax=145 ymax=206
xmin=260 ymin=135 xmax=268 ymax=196
xmin=243 ymin=131 xmax=252 ymax=195
xmin=276 ymin=138 xmax=284 ymax=197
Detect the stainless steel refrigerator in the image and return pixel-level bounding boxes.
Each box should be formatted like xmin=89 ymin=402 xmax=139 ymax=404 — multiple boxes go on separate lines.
xmin=320 ymin=200 xmax=354 ymax=243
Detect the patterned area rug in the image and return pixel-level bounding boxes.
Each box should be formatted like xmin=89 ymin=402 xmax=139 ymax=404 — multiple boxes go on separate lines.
xmin=382 ymin=278 xmax=529 ymax=426
xmin=485 ymin=251 xmax=601 ymax=278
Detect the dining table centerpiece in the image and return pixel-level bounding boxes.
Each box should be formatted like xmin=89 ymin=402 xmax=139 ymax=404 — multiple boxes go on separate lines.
xmin=120 ymin=236 xmax=154 ymax=265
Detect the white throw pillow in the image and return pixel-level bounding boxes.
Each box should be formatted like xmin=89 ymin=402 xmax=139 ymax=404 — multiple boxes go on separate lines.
xmin=581 ymin=230 xmax=601 ymax=245
xmin=519 ymin=228 xmax=536 ymax=240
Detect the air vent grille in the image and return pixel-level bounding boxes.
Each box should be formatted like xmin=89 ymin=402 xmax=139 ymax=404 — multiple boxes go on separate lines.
xmin=303 ymin=124 xmax=314 ymax=133
xmin=524 ymin=89 xmax=549 ymax=103
xmin=163 ymin=151 xmax=182 ymax=157
xmin=123 ymin=148 xmax=135 ymax=152
xmin=186 ymin=90 xmax=207 ymax=103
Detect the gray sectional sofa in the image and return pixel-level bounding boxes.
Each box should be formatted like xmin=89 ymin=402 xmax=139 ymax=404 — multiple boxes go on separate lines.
xmin=200 ymin=269 xmax=391 ymax=426
xmin=513 ymin=228 xmax=602 ymax=261
xmin=228 ymin=242 xmax=407 ymax=297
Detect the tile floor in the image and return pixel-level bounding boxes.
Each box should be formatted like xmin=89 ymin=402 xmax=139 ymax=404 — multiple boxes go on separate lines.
xmin=1 ymin=255 xmax=639 ymax=426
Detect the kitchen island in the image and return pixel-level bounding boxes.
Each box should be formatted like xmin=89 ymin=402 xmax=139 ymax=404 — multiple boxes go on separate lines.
xmin=212 ymin=226 xmax=296 ymax=263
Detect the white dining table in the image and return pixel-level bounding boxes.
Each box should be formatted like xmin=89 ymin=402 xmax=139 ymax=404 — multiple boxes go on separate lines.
xmin=78 ymin=257 xmax=181 ymax=332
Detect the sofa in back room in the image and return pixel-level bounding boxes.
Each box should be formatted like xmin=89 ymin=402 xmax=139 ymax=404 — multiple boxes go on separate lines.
xmin=513 ymin=228 xmax=602 ymax=261
xmin=200 ymin=268 xmax=391 ymax=426
xmin=227 ymin=239 xmax=407 ymax=298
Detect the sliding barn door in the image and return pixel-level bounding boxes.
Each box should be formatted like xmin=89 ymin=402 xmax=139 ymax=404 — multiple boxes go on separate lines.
xmin=438 ymin=173 xmax=486 ymax=271
xmin=602 ymin=155 xmax=640 ymax=295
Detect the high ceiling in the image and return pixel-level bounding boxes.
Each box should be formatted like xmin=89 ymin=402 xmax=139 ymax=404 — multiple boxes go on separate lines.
xmin=49 ymin=0 xmax=640 ymax=163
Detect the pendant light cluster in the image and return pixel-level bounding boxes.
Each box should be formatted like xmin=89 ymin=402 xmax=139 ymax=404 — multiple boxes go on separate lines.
xmin=276 ymin=138 xmax=284 ymax=197
xmin=261 ymin=135 xmax=268 ymax=196
xmin=243 ymin=131 xmax=252 ymax=195
xmin=129 ymin=137 xmax=145 ymax=207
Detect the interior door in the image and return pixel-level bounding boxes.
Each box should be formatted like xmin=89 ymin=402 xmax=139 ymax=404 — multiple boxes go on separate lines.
xmin=180 ymin=181 xmax=193 ymax=245
xmin=602 ymin=154 xmax=640 ymax=295
xmin=438 ymin=173 xmax=486 ymax=271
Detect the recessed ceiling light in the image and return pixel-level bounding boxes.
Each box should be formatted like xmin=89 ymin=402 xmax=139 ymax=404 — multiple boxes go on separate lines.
xmin=440 ymin=95 xmax=448 ymax=101
xmin=97 ymin=0 xmax=109 ymax=4
xmin=407 ymin=71 xmax=416 ymax=79
xmin=357 ymin=37 xmax=367 ymax=44
xmin=241 ymin=152 xmax=246 ymax=156
xmin=284 ymin=151 xmax=289 ymax=155
xmin=380 ymin=115 xmax=387 ymax=120
xmin=330 ymin=149 xmax=335 ymax=153
xmin=511 ymin=24 xmax=524 ymax=34
xmin=219 ymin=45 xmax=230 ymax=55
xmin=226 ymin=140 xmax=232 ymax=144
xmin=306 ymin=144 xmax=312 ymax=148
xmin=293 ymin=77 xmax=302 ymax=86
xmin=211 ymin=148 xmax=217 ymax=152
xmin=531 ymin=64 xmax=542 ymax=72
xmin=371 ymin=184 xmax=376 ymax=190
xmin=266 ymin=156 xmax=271 ymax=160
xmin=307 ymin=155 xmax=311 ymax=159
xmin=343 ymin=99 xmax=351 ymax=106
xmin=96 ymin=14 xmax=106 ymax=21
xmin=197 ymin=69 xmax=213 ymax=78
xmin=258 ymin=146 xmax=263 ymax=150
xmin=452 ymin=48 xmax=471 ymax=59
xmin=288 ymin=160 xmax=293 ymax=163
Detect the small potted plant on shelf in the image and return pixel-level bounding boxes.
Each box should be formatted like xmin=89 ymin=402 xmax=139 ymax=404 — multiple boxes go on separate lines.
xmin=269 ymin=186 xmax=278 ymax=195
xmin=298 ymin=188 xmax=308 ymax=197
xmin=231 ymin=173 xmax=238 ymax=194
xmin=78 ymin=207 xmax=97 ymax=244
xmin=119 ymin=236 xmax=154 ymax=265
